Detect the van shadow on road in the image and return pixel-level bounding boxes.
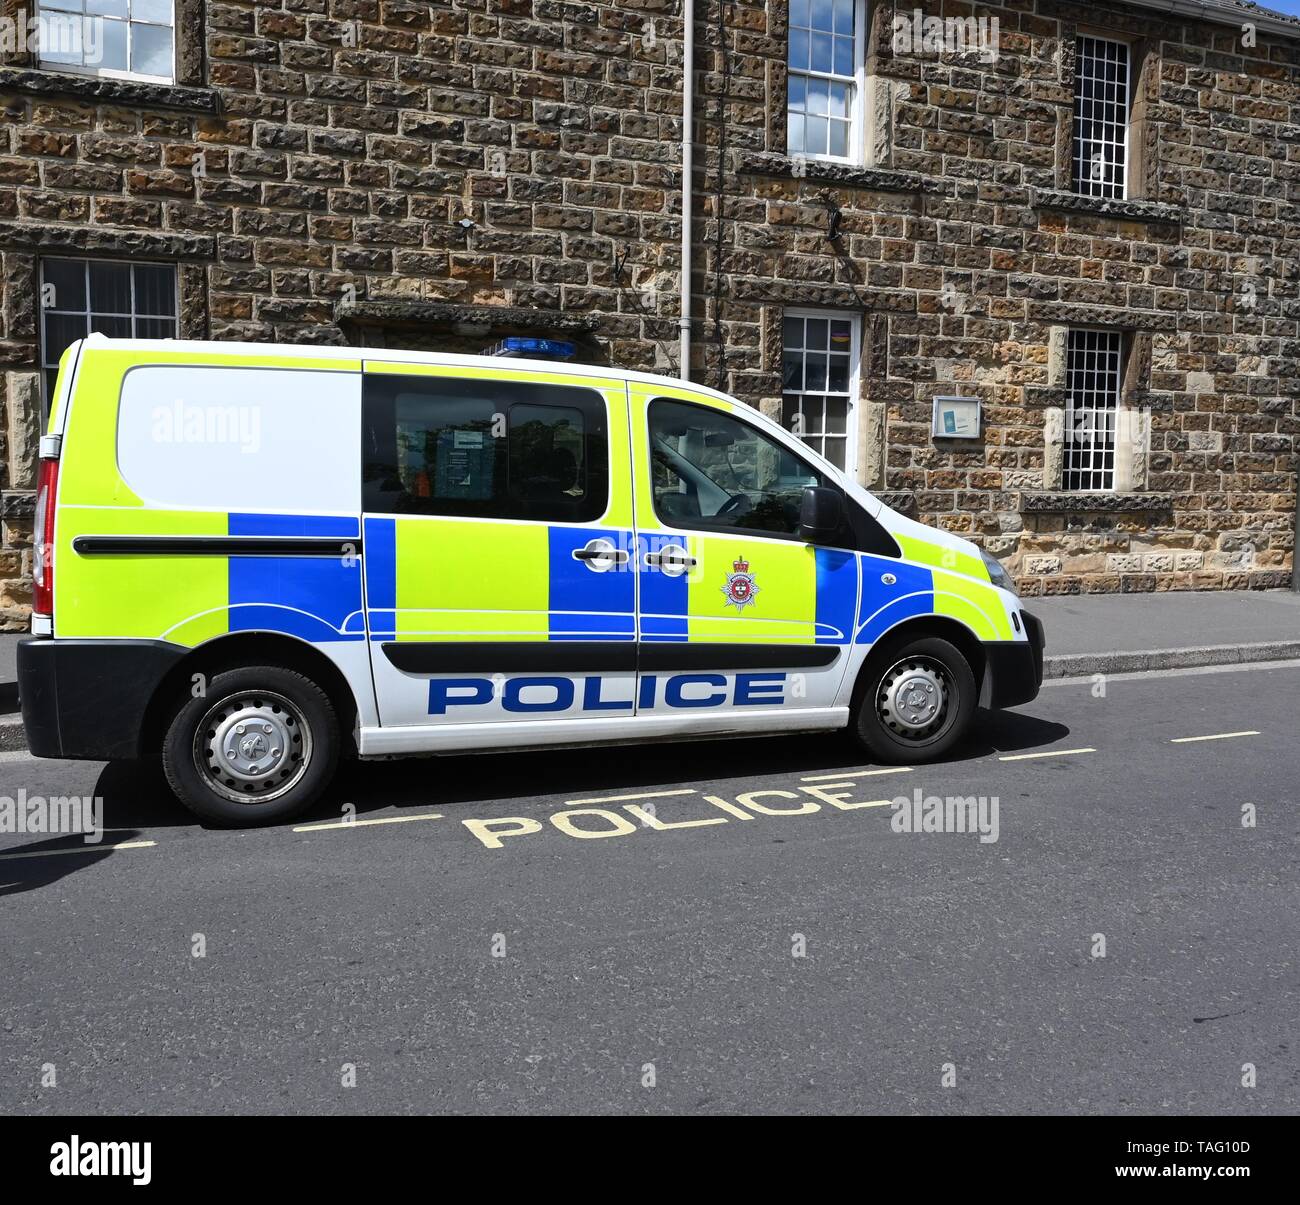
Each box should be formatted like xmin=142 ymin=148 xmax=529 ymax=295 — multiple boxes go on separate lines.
xmin=84 ymin=707 xmax=1069 ymax=831
xmin=0 ymin=830 xmax=145 ymax=898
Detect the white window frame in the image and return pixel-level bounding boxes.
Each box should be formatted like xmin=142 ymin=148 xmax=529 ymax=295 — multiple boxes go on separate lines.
xmin=787 ymin=0 xmax=869 ymax=166
xmin=1072 ymin=33 xmax=1133 ymax=201
xmin=1062 ymin=327 xmax=1123 ymax=493
xmin=35 ymin=0 xmax=177 ymax=86
xmin=39 ymin=256 xmax=180 ymax=410
xmin=780 ymin=306 xmax=862 ymax=479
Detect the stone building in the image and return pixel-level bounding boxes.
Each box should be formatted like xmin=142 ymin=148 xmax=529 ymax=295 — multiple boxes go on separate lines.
xmin=0 ymin=0 xmax=1297 ymax=624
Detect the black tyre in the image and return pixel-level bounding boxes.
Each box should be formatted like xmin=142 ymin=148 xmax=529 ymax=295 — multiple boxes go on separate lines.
xmin=161 ymin=665 xmax=339 ymax=826
xmin=851 ymin=635 xmax=976 ymax=763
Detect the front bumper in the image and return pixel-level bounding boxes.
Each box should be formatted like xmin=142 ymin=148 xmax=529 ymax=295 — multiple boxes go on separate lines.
xmin=18 ymin=637 xmax=186 ymax=760
xmin=982 ymin=609 xmax=1045 ymax=709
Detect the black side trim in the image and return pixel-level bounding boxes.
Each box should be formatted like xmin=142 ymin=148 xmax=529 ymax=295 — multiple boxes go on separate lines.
xmin=382 ymin=641 xmax=637 ymax=674
xmin=639 ymin=643 xmax=840 ymax=671
xmin=380 ymin=641 xmax=841 ymax=675
xmin=72 ymin=536 xmax=359 ymax=558
xmin=18 ymin=637 xmax=187 ymax=760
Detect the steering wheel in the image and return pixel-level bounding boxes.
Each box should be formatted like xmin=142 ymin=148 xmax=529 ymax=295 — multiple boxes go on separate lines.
xmin=716 ymin=492 xmax=752 ymax=518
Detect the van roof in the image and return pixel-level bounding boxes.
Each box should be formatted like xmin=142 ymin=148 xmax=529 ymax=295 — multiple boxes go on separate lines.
xmin=76 ymin=334 xmax=742 ymax=407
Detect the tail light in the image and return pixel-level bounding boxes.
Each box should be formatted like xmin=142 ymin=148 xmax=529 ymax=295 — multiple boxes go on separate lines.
xmin=32 ymin=451 xmax=59 ymax=621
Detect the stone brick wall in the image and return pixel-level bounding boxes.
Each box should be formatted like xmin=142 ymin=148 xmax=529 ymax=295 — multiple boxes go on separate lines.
xmin=0 ymin=0 xmax=1296 ymax=623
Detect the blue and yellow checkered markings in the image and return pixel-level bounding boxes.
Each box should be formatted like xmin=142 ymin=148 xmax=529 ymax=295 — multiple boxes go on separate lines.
xmin=362 ymin=516 xmax=397 ymax=638
xmin=546 ymin=526 xmax=635 ymax=641
xmin=228 ymin=513 xmax=364 ymax=643
xmin=360 ymin=519 xmax=638 ymax=642
xmin=854 ymin=556 xmax=935 ymax=645
xmin=814 ymin=547 xmax=857 ymax=645
xmin=636 ymin=545 xmax=689 ymax=642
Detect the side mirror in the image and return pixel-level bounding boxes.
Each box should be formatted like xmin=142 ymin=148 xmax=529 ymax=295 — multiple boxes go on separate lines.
xmin=798 ymin=486 xmax=844 ymax=543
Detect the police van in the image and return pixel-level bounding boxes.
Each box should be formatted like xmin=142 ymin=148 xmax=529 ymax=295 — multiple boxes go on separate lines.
xmin=19 ymin=336 xmax=1044 ymax=826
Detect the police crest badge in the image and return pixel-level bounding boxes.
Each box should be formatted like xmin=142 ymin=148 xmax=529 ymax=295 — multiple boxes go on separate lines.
xmin=721 ymin=555 xmax=758 ymax=612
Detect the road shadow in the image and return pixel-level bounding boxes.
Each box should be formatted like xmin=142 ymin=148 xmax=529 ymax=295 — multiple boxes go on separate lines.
xmin=0 ymin=829 xmax=145 ymax=897
xmin=333 ymin=707 xmax=1071 ymax=818
xmin=81 ymin=708 xmax=1070 ymax=829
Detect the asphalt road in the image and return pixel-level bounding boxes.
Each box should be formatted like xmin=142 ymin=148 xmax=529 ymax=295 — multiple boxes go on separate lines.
xmin=0 ymin=662 xmax=1296 ymax=1115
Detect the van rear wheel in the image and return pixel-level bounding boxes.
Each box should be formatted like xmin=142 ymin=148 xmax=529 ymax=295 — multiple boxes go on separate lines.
xmin=162 ymin=665 xmax=339 ymax=826
xmin=851 ymin=635 xmax=976 ymax=763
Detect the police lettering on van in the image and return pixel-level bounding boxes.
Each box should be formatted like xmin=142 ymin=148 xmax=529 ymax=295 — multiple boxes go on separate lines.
xmin=427 ymin=673 xmax=788 ymax=714
xmin=19 ymin=336 xmax=1043 ymax=826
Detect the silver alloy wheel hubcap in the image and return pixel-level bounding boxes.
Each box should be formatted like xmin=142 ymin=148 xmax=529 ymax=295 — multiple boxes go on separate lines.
xmin=195 ymin=690 xmax=312 ymax=804
xmin=878 ymin=658 xmax=949 ymax=738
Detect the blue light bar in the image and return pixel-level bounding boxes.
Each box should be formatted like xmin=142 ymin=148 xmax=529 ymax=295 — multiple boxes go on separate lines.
xmin=484 ymin=337 xmax=576 ymax=361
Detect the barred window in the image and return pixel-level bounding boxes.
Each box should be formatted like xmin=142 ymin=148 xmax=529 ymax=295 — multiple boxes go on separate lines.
xmin=37 ymin=0 xmax=175 ymax=83
xmin=1072 ymin=36 xmax=1131 ymax=199
xmin=40 ymin=258 xmax=178 ymax=402
xmin=1064 ymin=329 xmax=1123 ymax=492
xmin=787 ymin=0 xmax=864 ymax=162
xmin=781 ymin=310 xmax=860 ymax=473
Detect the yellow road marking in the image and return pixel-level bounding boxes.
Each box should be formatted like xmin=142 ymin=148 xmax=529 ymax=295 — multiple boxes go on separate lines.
xmin=1170 ymin=730 xmax=1260 ymax=744
xmin=294 ymin=813 xmax=443 ymax=833
xmin=800 ymin=767 xmax=913 ymax=782
xmin=564 ymin=788 xmax=697 ymax=806
xmin=0 ymin=840 xmax=156 ymax=861
xmin=998 ymin=747 xmax=1096 ymax=762
xmin=803 ymin=791 xmax=894 ymax=809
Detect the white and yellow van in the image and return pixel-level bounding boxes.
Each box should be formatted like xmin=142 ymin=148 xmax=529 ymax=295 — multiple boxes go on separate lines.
xmin=19 ymin=335 xmax=1043 ymax=826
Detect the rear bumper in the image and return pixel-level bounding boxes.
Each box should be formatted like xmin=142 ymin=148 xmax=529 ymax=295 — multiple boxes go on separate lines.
xmin=18 ymin=637 xmax=185 ymax=760
xmin=982 ymin=610 xmax=1045 ymax=709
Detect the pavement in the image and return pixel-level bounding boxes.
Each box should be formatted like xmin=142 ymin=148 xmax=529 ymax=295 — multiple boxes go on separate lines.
xmin=1029 ymin=589 xmax=1300 ymax=678
xmin=0 ymin=660 xmax=1295 ymax=1114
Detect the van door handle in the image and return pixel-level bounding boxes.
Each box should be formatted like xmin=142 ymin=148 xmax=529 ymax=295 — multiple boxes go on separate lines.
xmin=572 ymin=539 xmax=629 ymax=570
xmin=644 ymin=546 xmax=696 ymax=574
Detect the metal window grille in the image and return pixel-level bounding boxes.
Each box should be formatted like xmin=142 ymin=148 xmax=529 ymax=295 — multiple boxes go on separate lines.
xmin=787 ymin=0 xmax=859 ymax=161
xmin=1063 ymin=329 xmax=1122 ymax=492
xmin=40 ymin=258 xmax=178 ymax=403
xmin=1072 ymin=35 xmax=1130 ymax=199
xmin=781 ymin=312 xmax=858 ymax=472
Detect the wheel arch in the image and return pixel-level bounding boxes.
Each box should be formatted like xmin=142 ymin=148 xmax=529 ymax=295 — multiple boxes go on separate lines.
xmin=850 ymin=614 xmax=988 ymax=710
xmin=141 ymin=631 xmax=363 ymax=758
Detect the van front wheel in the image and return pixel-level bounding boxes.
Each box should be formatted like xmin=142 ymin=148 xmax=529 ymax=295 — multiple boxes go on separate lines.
xmin=162 ymin=666 xmax=340 ymax=826
xmin=852 ymin=635 xmax=976 ymax=763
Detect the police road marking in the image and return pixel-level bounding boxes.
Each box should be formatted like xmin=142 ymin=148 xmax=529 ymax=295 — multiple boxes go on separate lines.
xmin=564 ymin=788 xmax=697 ymax=806
xmin=294 ymin=812 xmax=444 ymax=833
xmin=997 ymin=747 xmax=1096 ymax=761
xmin=800 ymin=767 xmax=913 ymax=782
xmin=465 ymin=782 xmax=898 ymax=850
xmin=1169 ymin=730 xmax=1260 ymax=744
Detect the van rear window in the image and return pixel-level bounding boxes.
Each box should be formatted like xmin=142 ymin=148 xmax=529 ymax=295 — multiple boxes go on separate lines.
xmin=362 ymin=375 xmax=608 ymax=523
xmin=116 ymin=365 xmax=361 ymax=513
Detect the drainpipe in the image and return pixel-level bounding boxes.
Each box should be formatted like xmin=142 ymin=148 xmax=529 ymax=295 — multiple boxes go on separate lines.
xmin=679 ymin=0 xmax=695 ymax=381
xmin=1293 ymin=464 xmax=1299 ymax=592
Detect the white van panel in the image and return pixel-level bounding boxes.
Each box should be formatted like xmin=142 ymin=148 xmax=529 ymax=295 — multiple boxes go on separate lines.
xmin=358 ymin=706 xmax=849 ymax=757
xmin=117 ymin=365 xmax=361 ymax=512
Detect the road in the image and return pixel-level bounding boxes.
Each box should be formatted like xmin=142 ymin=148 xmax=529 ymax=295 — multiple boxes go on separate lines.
xmin=0 ymin=661 xmax=1296 ymax=1115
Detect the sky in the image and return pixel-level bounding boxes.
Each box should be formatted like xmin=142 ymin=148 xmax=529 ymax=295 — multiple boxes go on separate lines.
xmin=1256 ymin=0 xmax=1300 ymax=16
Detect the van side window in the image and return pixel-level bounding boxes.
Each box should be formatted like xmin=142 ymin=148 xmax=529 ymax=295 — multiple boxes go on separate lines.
xmin=363 ymin=375 xmax=608 ymax=523
xmin=648 ymin=398 xmax=825 ymax=538
xmin=117 ymin=365 xmax=361 ymax=512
